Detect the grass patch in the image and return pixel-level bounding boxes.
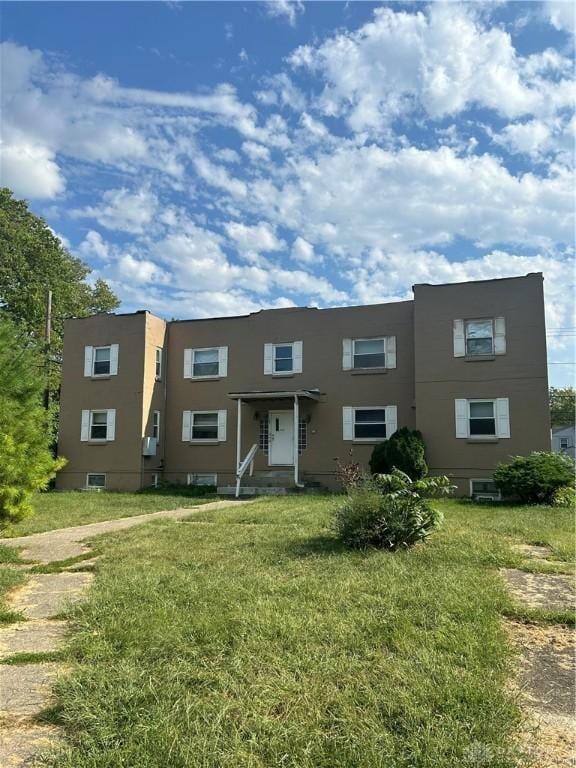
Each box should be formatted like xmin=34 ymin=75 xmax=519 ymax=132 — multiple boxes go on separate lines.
xmin=0 ymin=650 xmax=67 ymax=665
xmin=40 ymin=496 xmax=575 ymax=768
xmin=0 ymin=545 xmax=26 ymax=624
xmin=30 ymin=552 xmax=101 ymax=575
xmin=2 ymin=490 xmax=217 ymax=538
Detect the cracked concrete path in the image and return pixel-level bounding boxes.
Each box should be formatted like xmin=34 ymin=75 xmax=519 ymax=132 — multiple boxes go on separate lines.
xmin=1 ymin=500 xmax=253 ymax=564
xmin=0 ymin=620 xmax=67 ymax=659
xmin=500 ymin=568 xmax=575 ymax=611
xmin=0 ymin=663 xmax=64 ymax=716
xmin=6 ymin=573 xmax=94 ymax=620
xmin=0 ymin=724 xmax=62 ymax=768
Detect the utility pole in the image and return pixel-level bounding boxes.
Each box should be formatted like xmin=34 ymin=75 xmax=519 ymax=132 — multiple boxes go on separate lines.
xmin=44 ymin=289 xmax=52 ymax=410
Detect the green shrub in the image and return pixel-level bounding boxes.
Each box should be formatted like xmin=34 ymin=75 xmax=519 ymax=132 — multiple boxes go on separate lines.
xmin=369 ymin=427 xmax=428 ymax=479
xmin=333 ymin=471 xmax=449 ymax=550
xmin=552 ymin=485 xmax=576 ymax=508
xmin=493 ymin=452 xmax=575 ymax=504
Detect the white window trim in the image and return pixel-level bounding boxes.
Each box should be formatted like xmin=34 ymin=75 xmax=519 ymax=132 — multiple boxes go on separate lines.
xmin=86 ymin=473 xmax=106 ymax=490
xmin=467 ymin=399 xmax=497 ymax=439
xmin=81 ymin=409 xmax=116 ymax=442
xmin=84 ymin=344 xmax=119 ymax=377
xmin=343 ymin=336 xmax=396 ymax=370
xmin=455 ymin=398 xmax=510 ymax=439
xmin=182 ymin=410 xmax=227 ymax=442
xmin=187 ymin=473 xmax=218 ymax=486
xmin=184 ymin=347 xmax=228 ymax=379
xmin=155 ymin=348 xmax=163 ymax=381
xmin=152 ymin=410 xmax=161 ymax=441
xmin=343 ymin=405 xmax=398 ymax=442
xmin=264 ymin=341 xmax=303 ymax=375
xmin=465 ymin=319 xmax=494 ymax=356
xmin=152 ymin=473 xmax=159 ymax=489
xmin=454 ymin=317 xmax=506 ymax=358
xmin=352 ymin=406 xmax=387 ymax=442
xmin=352 ymin=337 xmax=386 ymax=370
xmin=469 ymin=479 xmax=502 ymax=500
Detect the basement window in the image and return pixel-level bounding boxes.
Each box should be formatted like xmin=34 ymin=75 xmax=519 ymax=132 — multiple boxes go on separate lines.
xmin=86 ymin=473 xmax=106 ymax=489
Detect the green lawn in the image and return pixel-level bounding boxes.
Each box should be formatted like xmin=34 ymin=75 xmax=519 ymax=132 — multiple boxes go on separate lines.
xmin=34 ymin=496 xmax=573 ymax=768
xmin=2 ymin=490 xmax=216 ymax=538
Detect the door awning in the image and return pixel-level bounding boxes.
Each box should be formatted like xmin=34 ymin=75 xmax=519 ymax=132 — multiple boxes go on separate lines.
xmin=228 ymin=389 xmax=321 ymax=401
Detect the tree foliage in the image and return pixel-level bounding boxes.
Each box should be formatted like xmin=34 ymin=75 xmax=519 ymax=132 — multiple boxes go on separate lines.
xmin=0 ymin=187 xmax=119 ymax=356
xmin=0 ymin=318 xmax=66 ymax=525
xmin=549 ymin=387 xmax=575 ymax=427
xmin=369 ymin=427 xmax=428 ymax=479
xmin=493 ymin=452 xmax=574 ymax=504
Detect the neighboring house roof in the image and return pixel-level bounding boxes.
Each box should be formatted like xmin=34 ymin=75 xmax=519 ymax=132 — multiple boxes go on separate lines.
xmin=552 ymin=425 xmax=575 ymax=436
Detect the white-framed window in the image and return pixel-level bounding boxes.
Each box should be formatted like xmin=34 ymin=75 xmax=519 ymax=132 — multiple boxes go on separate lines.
xmin=155 ymin=348 xmax=162 ymax=380
xmin=470 ymin=479 xmax=501 ymax=500
xmin=453 ymin=318 xmax=506 ymax=357
xmin=152 ymin=473 xmax=159 ymax=488
xmin=560 ymin=437 xmax=569 ymax=450
xmin=187 ymin=473 xmax=218 ymax=486
xmin=182 ymin=410 xmax=227 ymax=442
xmin=184 ymin=347 xmax=228 ymax=379
xmin=81 ymin=409 xmax=116 ymax=442
xmin=84 ymin=344 xmax=119 ymax=377
xmin=152 ymin=411 xmax=160 ymax=440
xmin=454 ymin=398 xmax=510 ymax=439
xmin=342 ymin=406 xmax=397 ymax=442
xmin=86 ymin=473 xmax=106 ymax=489
xmin=342 ymin=337 xmax=396 ymax=370
xmin=264 ymin=341 xmax=303 ymax=375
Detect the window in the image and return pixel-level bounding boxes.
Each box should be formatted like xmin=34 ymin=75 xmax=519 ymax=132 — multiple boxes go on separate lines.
xmin=187 ymin=473 xmax=217 ymax=486
xmin=182 ymin=410 xmax=227 ymax=442
xmin=264 ymin=342 xmax=303 ymax=375
xmin=298 ymin=419 xmax=308 ymax=453
xmin=454 ymin=398 xmax=510 ymax=439
xmin=81 ymin=409 xmax=116 ymax=442
xmin=353 ymin=408 xmax=387 ymax=440
xmin=465 ymin=320 xmax=493 ymax=356
xmin=93 ymin=347 xmax=111 ymax=376
xmin=259 ymin=415 xmax=269 ymax=450
xmin=353 ymin=339 xmax=385 ymax=369
xmin=152 ymin=473 xmax=159 ymax=488
xmin=560 ymin=437 xmax=569 ymax=450
xmin=469 ymin=401 xmax=496 ymax=436
xmin=152 ymin=411 xmax=160 ymax=440
xmin=90 ymin=411 xmax=109 ymax=440
xmin=86 ymin=473 xmax=106 ymax=489
xmin=84 ymin=344 xmax=119 ymax=377
xmin=274 ymin=344 xmax=293 ymax=373
xmin=184 ymin=347 xmax=228 ymax=379
xmin=470 ymin=479 xmax=500 ymax=500
xmin=155 ymin=348 xmax=162 ymax=380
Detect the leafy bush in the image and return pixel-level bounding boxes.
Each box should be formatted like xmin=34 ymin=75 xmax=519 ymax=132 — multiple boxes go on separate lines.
xmin=334 ymin=460 xmax=364 ymax=491
xmin=369 ymin=427 xmax=428 ymax=480
xmin=551 ymin=485 xmax=576 ymax=508
xmin=0 ymin=317 xmax=66 ymax=525
xmin=493 ymin=452 xmax=574 ymax=504
xmin=333 ymin=471 xmax=450 ymax=550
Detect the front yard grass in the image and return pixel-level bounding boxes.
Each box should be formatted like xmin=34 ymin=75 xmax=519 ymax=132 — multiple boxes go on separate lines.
xmin=42 ymin=496 xmax=574 ymax=767
xmin=2 ymin=490 xmax=216 ymax=538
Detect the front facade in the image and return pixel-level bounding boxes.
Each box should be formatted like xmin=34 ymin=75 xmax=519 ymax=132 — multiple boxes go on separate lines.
xmin=56 ymin=273 xmax=550 ymax=496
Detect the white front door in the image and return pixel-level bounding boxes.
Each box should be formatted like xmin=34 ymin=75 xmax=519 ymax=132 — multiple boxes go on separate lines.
xmin=268 ymin=410 xmax=294 ymax=465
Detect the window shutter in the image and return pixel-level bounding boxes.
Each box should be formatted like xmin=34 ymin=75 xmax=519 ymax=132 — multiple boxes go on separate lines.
xmin=496 ymin=398 xmax=510 ymax=438
xmin=218 ymin=346 xmax=228 ymax=377
xmin=385 ymin=405 xmax=397 ymax=437
xmin=183 ymin=349 xmax=193 ymax=379
xmin=80 ymin=410 xmax=90 ymax=441
xmin=109 ymin=344 xmax=119 ymax=375
xmin=217 ymin=410 xmax=227 ymax=441
xmin=455 ymin=399 xmax=468 ymax=438
xmin=84 ymin=346 xmax=93 ymax=377
xmin=182 ymin=411 xmax=192 ymax=442
xmin=264 ymin=343 xmax=273 ymax=375
xmin=385 ymin=336 xmax=397 ymax=369
xmin=342 ymin=407 xmax=354 ymax=440
xmin=106 ymin=409 xmax=116 ymax=441
xmin=453 ymin=320 xmax=465 ymax=357
xmin=494 ymin=317 xmax=506 ymax=355
xmin=293 ymin=341 xmax=303 ymax=373
xmin=342 ymin=339 xmax=352 ymax=370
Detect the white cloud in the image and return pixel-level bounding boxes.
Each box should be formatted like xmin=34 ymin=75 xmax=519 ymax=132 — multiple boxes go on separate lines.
xmin=242 ymin=141 xmax=271 ymax=162
xmin=193 ymin=154 xmax=247 ymax=198
xmin=264 ymin=0 xmax=304 ymax=26
xmin=225 ymin=221 xmax=284 ymax=254
xmin=73 ymin=187 xmax=159 ymax=234
xmin=543 ymin=1 xmax=575 ymax=35
xmin=0 ymin=142 xmax=64 ymax=199
xmin=494 ymin=115 xmax=575 ymax=166
xmin=291 ymin=236 xmax=316 ymax=265
xmin=79 ymin=230 xmax=111 ymax=261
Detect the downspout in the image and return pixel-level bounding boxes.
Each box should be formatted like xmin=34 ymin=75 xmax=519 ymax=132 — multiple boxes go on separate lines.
xmin=294 ymin=394 xmax=304 ymax=488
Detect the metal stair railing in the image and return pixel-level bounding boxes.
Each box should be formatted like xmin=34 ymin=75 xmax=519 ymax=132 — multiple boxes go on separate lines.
xmin=235 ymin=443 xmax=258 ymax=498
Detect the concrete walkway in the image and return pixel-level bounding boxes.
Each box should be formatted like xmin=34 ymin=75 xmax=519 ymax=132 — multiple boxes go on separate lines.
xmin=0 ymin=499 xmax=253 ymax=767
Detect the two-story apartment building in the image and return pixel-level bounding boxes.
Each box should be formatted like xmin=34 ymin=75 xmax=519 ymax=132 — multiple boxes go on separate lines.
xmin=56 ymin=273 xmax=551 ymax=496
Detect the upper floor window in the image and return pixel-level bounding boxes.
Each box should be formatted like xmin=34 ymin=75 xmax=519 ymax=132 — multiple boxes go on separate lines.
xmin=184 ymin=347 xmax=228 ymax=379
xmin=342 ymin=405 xmax=398 ymax=442
xmin=182 ymin=410 xmax=227 ymax=442
xmin=453 ymin=318 xmax=506 ymax=358
xmin=80 ymin=409 xmax=116 ymax=442
xmin=264 ymin=342 xmax=303 ymax=375
xmin=342 ymin=337 xmax=396 ymax=370
xmin=560 ymin=437 xmax=569 ymax=451
xmin=155 ymin=348 xmax=162 ymax=380
xmin=152 ymin=410 xmax=160 ymax=440
xmin=454 ymin=398 xmax=510 ymax=439
xmin=84 ymin=344 xmax=119 ymax=377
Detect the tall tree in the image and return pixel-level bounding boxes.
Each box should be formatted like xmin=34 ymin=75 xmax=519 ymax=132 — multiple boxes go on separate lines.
xmin=0 ymin=187 xmax=119 ymax=355
xmin=549 ymin=387 xmax=575 ymax=427
xmin=0 ymin=317 xmax=66 ymax=525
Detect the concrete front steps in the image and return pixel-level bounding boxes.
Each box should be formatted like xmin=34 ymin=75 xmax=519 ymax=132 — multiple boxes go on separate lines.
xmin=218 ymin=471 xmax=325 ymax=497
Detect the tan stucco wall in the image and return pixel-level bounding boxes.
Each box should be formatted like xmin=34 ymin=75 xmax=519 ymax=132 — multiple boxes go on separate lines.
xmin=413 ymin=273 xmax=550 ymax=493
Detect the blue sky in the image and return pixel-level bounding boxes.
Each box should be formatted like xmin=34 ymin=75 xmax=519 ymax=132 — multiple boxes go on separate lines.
xmin=1 ymin=1 xmax=574 ymax=384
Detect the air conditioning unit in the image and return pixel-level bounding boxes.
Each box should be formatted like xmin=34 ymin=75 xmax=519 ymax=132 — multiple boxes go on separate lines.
xmin=142 ymin=436 xmax=157 ymax=456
